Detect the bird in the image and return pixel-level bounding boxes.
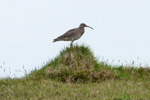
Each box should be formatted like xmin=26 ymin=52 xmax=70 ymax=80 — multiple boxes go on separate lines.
xmin=53 ymin=23 xmax=93 ymax=46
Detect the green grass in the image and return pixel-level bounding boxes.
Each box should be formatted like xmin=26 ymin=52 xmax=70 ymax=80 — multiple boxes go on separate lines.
xmin=0 ymin=44 xmax=150 ymax=99
xmin=0 ymin=78 xmax=150 ymax=100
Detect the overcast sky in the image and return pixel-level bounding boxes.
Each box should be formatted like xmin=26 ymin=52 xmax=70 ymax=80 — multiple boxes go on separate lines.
xmin=0 ymin=0 xmax=150 ymax=78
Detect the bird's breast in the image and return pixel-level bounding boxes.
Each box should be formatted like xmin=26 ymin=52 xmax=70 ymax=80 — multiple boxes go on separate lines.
xmin=74 ymin=29 xmax=84 ymax=40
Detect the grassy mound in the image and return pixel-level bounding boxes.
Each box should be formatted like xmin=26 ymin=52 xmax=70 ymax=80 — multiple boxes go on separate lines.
xmin=28 ymin=44 xmax=150 ymax=83
xmin=28 ymin=45 xmax=116 ymax=82
xmin=45 ymin=45 xmax=117 ymax=82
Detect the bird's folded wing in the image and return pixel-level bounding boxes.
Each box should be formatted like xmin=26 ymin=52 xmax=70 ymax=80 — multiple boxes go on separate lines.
xmin=57 ymin=28 xmax=77 ymax=39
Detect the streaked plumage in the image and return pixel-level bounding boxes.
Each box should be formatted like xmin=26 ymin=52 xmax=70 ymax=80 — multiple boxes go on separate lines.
xmin=53 ymin=23 xmax=93 ymax=46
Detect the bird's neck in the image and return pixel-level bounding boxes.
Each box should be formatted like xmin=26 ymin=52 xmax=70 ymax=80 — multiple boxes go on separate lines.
xmin=79 ymin=27 xmax=85 ymax=34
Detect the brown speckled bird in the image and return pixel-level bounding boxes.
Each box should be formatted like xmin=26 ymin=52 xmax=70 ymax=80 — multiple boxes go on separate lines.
xmin=53 ymin=23 xmax=93 ymax=46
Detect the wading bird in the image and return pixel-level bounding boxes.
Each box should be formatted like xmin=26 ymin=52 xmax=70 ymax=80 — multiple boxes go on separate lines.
xmin=53 ymin=23 xmax=93 ymax=46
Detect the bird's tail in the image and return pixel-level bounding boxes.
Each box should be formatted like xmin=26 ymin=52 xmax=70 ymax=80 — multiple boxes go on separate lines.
xmin=53 ymin=39 xmax=57 ymax=42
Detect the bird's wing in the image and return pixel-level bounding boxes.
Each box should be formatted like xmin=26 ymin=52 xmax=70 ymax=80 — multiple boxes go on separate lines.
xmin=56 ymin=28 xmax=77 ymax=39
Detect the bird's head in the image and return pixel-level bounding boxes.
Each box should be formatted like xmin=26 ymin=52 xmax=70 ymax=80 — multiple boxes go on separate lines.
xmin=79 ymin=23 xmax=94 ymax=30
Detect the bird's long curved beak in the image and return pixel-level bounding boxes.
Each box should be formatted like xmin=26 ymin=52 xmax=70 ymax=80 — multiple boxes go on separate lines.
xmin=86 ymin=25 xmax=94 ymax=30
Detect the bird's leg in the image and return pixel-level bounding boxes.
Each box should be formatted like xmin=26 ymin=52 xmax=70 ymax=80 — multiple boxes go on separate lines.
xmin=70 ymin=42 xmax=73 ymax=47
xmin=70 ymin=40 xmax=74 ymax=47
xmin=69 ymin=40 xmax=74 ymax=66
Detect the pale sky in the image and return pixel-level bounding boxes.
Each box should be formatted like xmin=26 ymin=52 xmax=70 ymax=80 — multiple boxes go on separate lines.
xmin=0 ymin=0 xmax=150 ymax=78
